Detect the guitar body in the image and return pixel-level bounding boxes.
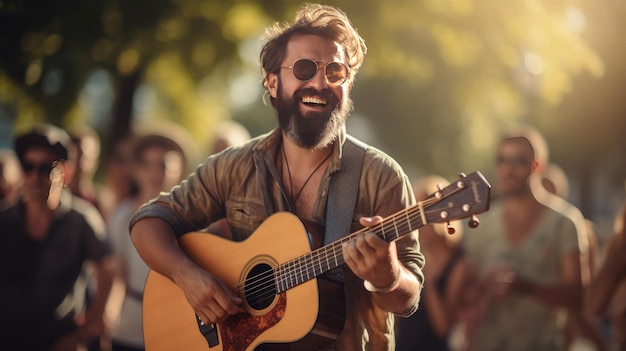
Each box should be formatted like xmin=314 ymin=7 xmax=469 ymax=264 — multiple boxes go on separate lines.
xmin=142 ymin=171 xmax=492 ymax=350
xmin=143 ymin=212 xmax=340 ymax=351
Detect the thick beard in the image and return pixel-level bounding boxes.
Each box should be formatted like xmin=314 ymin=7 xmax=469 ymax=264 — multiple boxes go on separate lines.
xmin=276 ymin=79 xmax=352 ymax=150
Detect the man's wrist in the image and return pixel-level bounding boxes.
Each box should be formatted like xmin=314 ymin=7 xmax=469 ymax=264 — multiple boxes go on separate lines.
xmin=364 ymin=272 xmax=402 ymax=293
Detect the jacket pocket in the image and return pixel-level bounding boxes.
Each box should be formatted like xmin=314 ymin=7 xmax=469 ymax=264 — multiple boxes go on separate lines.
xmin=225 ymin=199 xmax=267 ymax=239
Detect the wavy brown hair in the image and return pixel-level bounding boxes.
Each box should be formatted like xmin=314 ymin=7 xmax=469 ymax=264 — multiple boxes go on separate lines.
xmin=260 ymin=3 xmax=367 ymax=107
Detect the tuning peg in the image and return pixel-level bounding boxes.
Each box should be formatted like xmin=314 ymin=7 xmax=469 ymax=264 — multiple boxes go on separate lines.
xmin=446 ymin=222 xmax=456 ymax=235
xmin=458 ymin=172 xmax=467 ymax=178
xmin=468 ymin=214 xmax=480 ymax=228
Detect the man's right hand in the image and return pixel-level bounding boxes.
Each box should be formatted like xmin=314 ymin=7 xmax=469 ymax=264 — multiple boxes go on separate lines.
xmin=131 ymin=217 xmax=245 ymax=324
xmin=175 ymin=264 xmax=244 ymax=325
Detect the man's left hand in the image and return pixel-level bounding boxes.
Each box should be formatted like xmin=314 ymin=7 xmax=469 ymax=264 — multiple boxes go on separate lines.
xmin=342 ymin=216 xmax=402 ymax=290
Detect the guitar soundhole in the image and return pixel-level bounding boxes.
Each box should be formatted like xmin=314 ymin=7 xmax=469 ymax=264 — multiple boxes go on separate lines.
xmin=244 ymin=263 xmax=276 ymax=310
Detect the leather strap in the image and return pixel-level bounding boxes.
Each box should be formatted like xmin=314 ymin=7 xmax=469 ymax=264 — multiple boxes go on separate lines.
xmin=323 ymin=135 xmax=367 ymax=283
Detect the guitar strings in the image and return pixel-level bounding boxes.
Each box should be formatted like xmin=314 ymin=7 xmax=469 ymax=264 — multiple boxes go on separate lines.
xmin=235 ymin=181 xmax=470 ymax=303
xmin=240 ymin=180 xmax=473 ymax=303
xmin=233 ymin=195 xmax=449 ymax=302
xmin=233 ymin=198 xmax=446 ymax=302
xmin=232 ymin=196 xmax=452 ymax=303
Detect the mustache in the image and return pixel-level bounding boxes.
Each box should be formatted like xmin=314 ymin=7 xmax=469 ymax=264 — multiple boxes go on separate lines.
xmin=295 ymin=87 xmax=339 ymax=104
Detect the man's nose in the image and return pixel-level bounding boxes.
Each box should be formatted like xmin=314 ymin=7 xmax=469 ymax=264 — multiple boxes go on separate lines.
xmin=307 ymin=67 xmax=327 ymax=88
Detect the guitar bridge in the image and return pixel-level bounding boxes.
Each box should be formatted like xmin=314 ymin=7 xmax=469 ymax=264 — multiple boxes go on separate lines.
xmin=196 ymin=315 xmax=219 ymax=347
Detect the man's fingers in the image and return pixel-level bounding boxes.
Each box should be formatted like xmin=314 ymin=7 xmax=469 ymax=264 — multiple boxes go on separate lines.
xmin=197 ymin=299 xmax=235 ymax=324
xmin=191 ymin=278 xmax=245 ymax=325
xmin=359 ymin=216 xmax=383 ymax=227
xmin=215 ymin=281 xmax=244 ymax=315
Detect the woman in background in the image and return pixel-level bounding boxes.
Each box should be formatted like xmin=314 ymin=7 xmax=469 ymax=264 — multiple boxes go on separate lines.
xmin=107 ymin=132 xmax=188 ymax=351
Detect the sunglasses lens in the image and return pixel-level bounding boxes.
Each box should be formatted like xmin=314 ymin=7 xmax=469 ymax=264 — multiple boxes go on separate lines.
xmin=22 ymin=162 xmax=53 ymax=176
xmin=42 ymin=164 xmax=54 ymax=175
xmin=288 ymin=59 xmax=348 ymax=86
xmin=325 ymin=62 xmax=348 ymax=85
xmin=292 ymin=59 xmax=318 ymax=81
xmin=22 ymin=163 xmax=35 ymax=173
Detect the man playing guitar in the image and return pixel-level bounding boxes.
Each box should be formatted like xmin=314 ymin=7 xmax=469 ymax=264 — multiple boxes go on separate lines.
xmin=130 ymin=4 xmax=424 ymax=350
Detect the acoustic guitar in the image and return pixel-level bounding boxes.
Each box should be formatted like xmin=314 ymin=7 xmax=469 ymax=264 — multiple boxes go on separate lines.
xmin=142 ymin=171 xmax=491 ymax=350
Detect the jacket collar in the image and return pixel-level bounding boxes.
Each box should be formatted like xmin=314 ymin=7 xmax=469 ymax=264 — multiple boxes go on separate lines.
xmin=252 ymin=126 xmax=348 ymax=175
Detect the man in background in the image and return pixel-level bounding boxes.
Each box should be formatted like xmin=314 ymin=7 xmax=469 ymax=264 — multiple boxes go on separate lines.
xmin=462 ymin=126 xmax=586 ymax=351
xmin=0 ymin=124 xmax=116 ymax=350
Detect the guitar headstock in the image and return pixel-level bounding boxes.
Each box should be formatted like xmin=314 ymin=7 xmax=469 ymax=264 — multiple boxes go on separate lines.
xmin=420 ymin=171 xmax=491 ymax=231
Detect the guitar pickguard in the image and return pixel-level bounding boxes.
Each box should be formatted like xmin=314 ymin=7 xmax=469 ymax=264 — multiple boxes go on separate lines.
xmin=220 ymin=293 xmax=287 ymax=351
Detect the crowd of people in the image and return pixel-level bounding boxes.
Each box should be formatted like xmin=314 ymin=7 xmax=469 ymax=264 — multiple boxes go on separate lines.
xmin=395 ymin=126 xmax=626 ymax=351
xmin=1 ymin=3 xmax=624 ymax=351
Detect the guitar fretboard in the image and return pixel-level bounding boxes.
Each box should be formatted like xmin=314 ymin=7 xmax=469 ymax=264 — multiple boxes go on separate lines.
xmin=268 ymin=172 xmax=488 ymax=295
xmin=273 ymin=200 xmax=433 ymax=293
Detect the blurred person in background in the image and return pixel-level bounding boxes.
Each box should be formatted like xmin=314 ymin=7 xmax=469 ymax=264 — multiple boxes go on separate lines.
xmin=67 ymin=125 xmax=102 ymax=208
xmin=98 ymin=136 xmax=136 ymax=222
xmin=208 ymin=119 xmax=251 ymax=155
xmin=461 ymin=126 xmax=586 ymax=351
xmin=395 ymin=175 xmax=477 ymax=351
xmin=589 ymin=204 xmax=626 ymax=351
xmin=0 ymin=124 xmax=116 ymax=351
xmin=107 ymin=131 xmax=188 ymax=351
xmin=0 ymin=149 xmax=23 ymax=206
xmin=67 ymin=125 xmax=110 ymax=351
xmin=540 ymin=162 xmax=607 ymax=351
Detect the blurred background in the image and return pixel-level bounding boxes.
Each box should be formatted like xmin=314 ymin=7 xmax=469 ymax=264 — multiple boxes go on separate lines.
xmin=1 ymin=0 xmax=624 ymax=239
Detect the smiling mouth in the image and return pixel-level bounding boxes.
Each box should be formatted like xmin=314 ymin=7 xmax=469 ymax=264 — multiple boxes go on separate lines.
xmin=301 ymin=95 xmax=327 ymax=107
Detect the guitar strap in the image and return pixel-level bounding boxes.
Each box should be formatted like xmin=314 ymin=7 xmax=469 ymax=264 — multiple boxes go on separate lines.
xmin=323 ymin=135 xmax=367 ymax=283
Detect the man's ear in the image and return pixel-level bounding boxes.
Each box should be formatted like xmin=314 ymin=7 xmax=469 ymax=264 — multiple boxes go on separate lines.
xmin=266 ymin=73 xmax=278 ymax=98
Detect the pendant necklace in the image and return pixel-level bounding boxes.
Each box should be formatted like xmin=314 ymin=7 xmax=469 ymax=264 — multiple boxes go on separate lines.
xmin=282 ymin=146 xmax=332 ymax=212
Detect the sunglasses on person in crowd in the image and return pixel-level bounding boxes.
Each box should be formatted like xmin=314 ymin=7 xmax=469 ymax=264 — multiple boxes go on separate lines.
xmin=22 ymin=160 xmax=65 ymax=177
xmin=496 ymin=156 xmax=532 ymax=168
xmin=22 ymin=162 xmax=54 ymax=176
xmin=281 ymin=59 xmax=349 ymax=86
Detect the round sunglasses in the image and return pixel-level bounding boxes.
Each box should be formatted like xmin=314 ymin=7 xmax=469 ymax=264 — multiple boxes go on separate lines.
xmin=281 ymin=59 xmax=349 ymax=86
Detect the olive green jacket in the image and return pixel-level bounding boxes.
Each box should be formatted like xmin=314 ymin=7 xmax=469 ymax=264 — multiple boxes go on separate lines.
xmin=130 ymin=127 xmax=424 ymax=350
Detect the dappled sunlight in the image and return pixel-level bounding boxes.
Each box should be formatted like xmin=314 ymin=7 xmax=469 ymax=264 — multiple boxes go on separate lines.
xmin=24 ymin=60 xmax=42 ymax=85
xmin=0 ymin=0 xmax=623 ymax=226
xmin=117 ymin=48 xmax=141 ymax=76
xmin=191 ymin=41 xmax=217 ymax=68
xmin=424 ymin=0 xmax=474 ymax=16
xmin=342 ymin=0 xmax=616 ymax=178
xmin=144 ymin=52 xmax=228 ymax=146
xmin=364 ymin=48 xmax=434 ymax=82
xmin=228 ymin=70 xmax=262 ymax=109
xmin=222 ymin=3 xmax=270 ymax=41
xmin=430 ymin=24 xmax=482 ymax=67
xmin=156 ymin=16 xmax=190 ymax=42
xmin=0 ymin=74 xmax=45 ymax=129
xmin=42 ymin=33 xmax=63 ymax=56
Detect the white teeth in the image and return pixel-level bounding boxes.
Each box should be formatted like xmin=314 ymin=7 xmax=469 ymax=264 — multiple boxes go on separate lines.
xmin=301 ymin=96 xmax=327 ymax=105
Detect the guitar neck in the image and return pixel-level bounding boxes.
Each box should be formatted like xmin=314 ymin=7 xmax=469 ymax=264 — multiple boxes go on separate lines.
xmin=273 ymin=171 xmax=489 ymax=294
xmin=274 ymin=203 xmax=426 ymax=293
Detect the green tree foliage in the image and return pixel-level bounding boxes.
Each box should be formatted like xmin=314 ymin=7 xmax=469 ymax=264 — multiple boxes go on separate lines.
xmin=331 ymin=0 xmax=606 ymax=177
xmin=1 ymin=0 xmax=624 ymax=206
xmin=0 ymin=0 xmax=274 ymax=150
